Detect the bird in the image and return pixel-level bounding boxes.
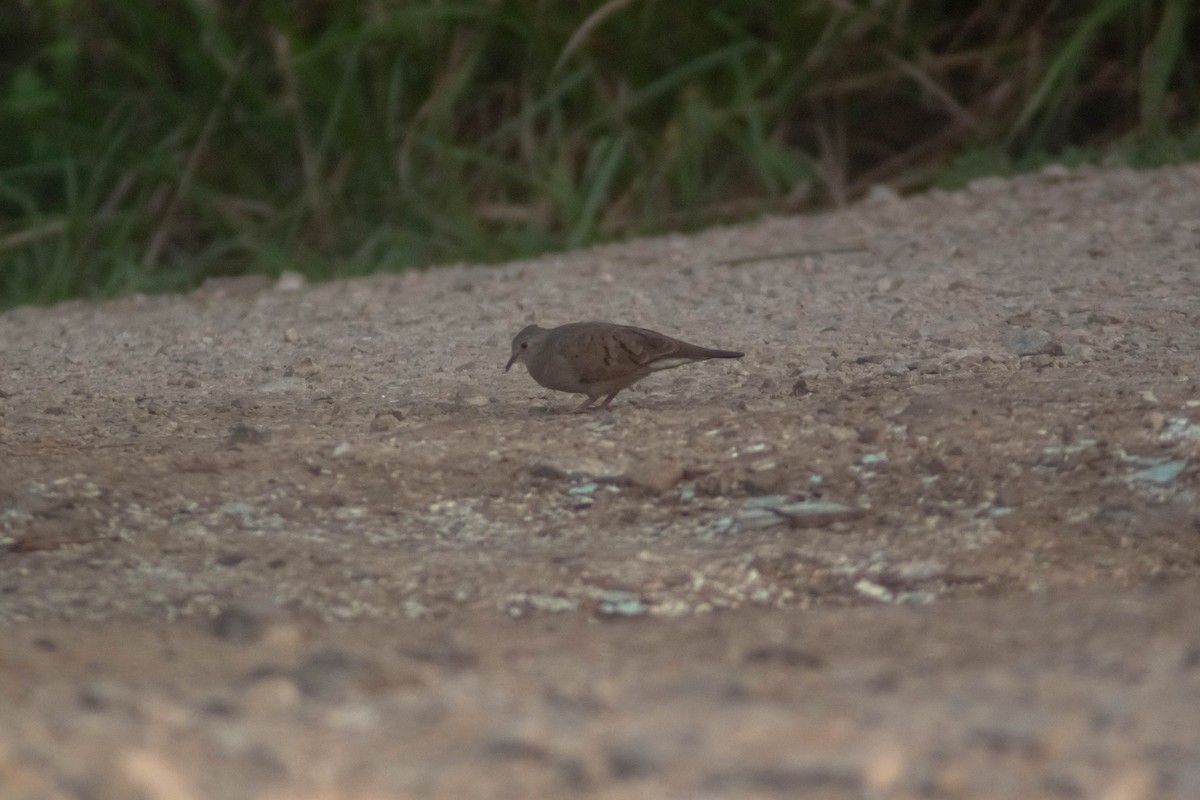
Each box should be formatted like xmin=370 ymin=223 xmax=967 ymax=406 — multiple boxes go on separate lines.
xmin=505 ymin=321 xmax=743 ymax=411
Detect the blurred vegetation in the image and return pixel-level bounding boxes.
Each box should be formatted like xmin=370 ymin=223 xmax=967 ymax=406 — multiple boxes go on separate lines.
xmin=1 ymin=0 xmax=1198 ymax=308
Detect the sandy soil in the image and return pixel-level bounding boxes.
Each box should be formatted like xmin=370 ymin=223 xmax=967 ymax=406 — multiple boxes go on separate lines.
xmin=2 ymin=163 xmax=1199 ymax=799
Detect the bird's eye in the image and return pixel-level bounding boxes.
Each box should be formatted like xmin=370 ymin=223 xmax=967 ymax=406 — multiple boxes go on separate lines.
xmin=520 ymin=342 xmax=528 ymax=349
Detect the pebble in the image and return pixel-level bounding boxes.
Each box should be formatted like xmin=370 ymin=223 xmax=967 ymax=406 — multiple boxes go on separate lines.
xmin=624 ymin=459 xmax=684 ymax=492
xmin=864 ymin=184 xmax=903 ymax=205
xmin=242 ymin=675 xmax=301 ymax=713
xmin=1039 ymin=163 xmax=1072 ymax=181
xmin=201 ymin=274 xmax=271 ymax=294
xmin=226 ymin=424 xmax=270 ymax=447
xmin=288 ymin=356 xmax=321 ymax=379
xmin=855 ymin=579 xmax=894 ymax=603
xmin=275 ymin=271 xmax=306 ymax=292
xmin=211 ymin=604 xmax=268 ymax=645
xmin=529 ymin=463 xmax=571 ymax=481
xmin=710 ymin=496 xmax=863 ymax=534
xmin=1063 ymin=343 xmax=1096 ymax=360
xmin=743 ymin=468 xmax=786 ymax=496
xmin=523 ymin=594 xmax=579 ymax=613
xmin=1101 ymin=765 xmax=1158 ymax=800
xmin=1004 ymin=327 xmax=1061 ymax=357
xmin=369 ymin=411 xmax=402 ymax=432
xmin=79 ymin=678 xmax=127 ymax=711
xmin=882 ymin=560 xmax=946 ymax=584
xmin=1128 ymin=460 xmax=1185 ymax=485
xmin=596 ymin=590 xmax=649 ymax=618
xmin=967 ymin=175 xmax=1010 ymax=194
xmin=108 ymin=749 xmax=200 ymax=800
xmin=294 ymin=650 xmax=355 ymax=699
xmin=450 ymin=384 xmax=489 ymax=407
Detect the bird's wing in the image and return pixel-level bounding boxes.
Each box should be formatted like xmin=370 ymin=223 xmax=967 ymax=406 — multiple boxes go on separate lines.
xmin=567 ymin=325 xmax=681 ymax=385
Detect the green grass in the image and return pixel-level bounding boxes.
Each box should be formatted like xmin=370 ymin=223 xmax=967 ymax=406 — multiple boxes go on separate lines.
xmin=1 ymin=0 xmax=1198 ymax=309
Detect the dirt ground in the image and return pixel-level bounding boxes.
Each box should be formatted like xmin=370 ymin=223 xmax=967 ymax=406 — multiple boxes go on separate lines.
xmin=2 ymin=163 xmax=1199 ymax=799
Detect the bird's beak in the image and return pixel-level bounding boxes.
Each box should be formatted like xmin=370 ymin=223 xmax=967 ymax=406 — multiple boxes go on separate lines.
xmin=505 ymin=353 xmax=518 ymax=372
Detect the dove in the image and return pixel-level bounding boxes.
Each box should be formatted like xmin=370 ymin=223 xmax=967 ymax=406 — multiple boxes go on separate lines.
xmin=505 ymin=321 xmax=743 ymax=411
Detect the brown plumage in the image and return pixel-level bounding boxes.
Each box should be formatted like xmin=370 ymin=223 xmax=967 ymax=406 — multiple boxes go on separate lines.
xmin=505 ymin=321 xmax=743 ymax=411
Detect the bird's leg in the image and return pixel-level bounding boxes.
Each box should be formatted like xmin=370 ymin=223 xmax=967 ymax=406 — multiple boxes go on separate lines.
xmin=573 ymin=395 xmax=599 ymax=413
xmin=595 ymin=390 xmax=620 ymax=409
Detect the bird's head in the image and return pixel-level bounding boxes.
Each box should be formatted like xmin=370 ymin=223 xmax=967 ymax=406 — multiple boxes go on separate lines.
xmin=505 ymin=324 xmax=547 ymax=371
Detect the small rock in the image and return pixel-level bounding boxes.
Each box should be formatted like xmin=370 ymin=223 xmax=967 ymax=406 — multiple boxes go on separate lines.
xmin=212 ymin=604 xmax=267 ymax=645
xmin=742 ymin=643 xmax=824 ymax=668
xmin=227 ymin=423 xmax=270 ymax=447
xmin=596 ymin=590 xmax=648 ymax=618
xmin=523 ymin=594 xmax=579 ymax=613
xmin=743 ymin=468 xmax=786 ymax=496
xmin=369 ymin=411 xmax=402 ymax=432
xmin=243 ymin=675 xmax=301 ymax=713
xmin=1144 ymin=411 xmax=1166 ymax=433
xmin=915 ymin=358 xmax=942 ymax=374
xmin=1087 ymin=311 xmax=1123 ymax=325
xmin=1038 ymin=163 xmax=1072 ymax=181
xmin=450 ymin=384 xmax=489 ymax=407
xmin=287 ymin=356 xmax=321 ymax=379
xmin=1159 ymin=417 xmax=1200 ymax=443
xmin=1025 ymin=353 xmax=1056 ymax=368
xmin=202 ymin=274 xmax=272 ymax=294
xmin=275 ymin=271 xmax=306 ymax=291
xmin=882 ymin=560 xmax=946 ymax=585
xmin=967 ymin=175 xmax=1009 ymax=194
xmin=857 ymin=425 xmax=884 ymax=444
xmin=729 ymin=496 xmax=862 ymax=532
xmin=79 ymin=678 xmax=126 ymax=711
xmin=294 ymin=650 xmax=355 ymax=699
xmin=854 ymin=579 xmax=893 ymax=603
xmin=1100 ymin=764 xmax=1158 ymax=800
xmin=283 ymin=327 xmax=302 ymax=343
xmin=529 ymin=463 xmax=571 ymax=481
xmin=607 ymin=742 xmax=660 ymax=779
xmin=403 ymin=599 xmax=430 ymax=619
xmin=109 ymin=749 xmax=202 ymax=800
xmin=1003 ymin=327 xmax=1061 ymax=357
xmin=1129 ymin=460 xmax=1186 ymax=485
xmin=1063 ymin=343 xmax=1095 ymax=360
xmin=531 ymin=458 xmax=622 ymax=481
xmin=791 ymin=378 xmax=811 ymax=396
xmin=864 ymin=183 xmax=903 ymax=205
xmin=625 ymin=459 xmax=684 ymax=493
